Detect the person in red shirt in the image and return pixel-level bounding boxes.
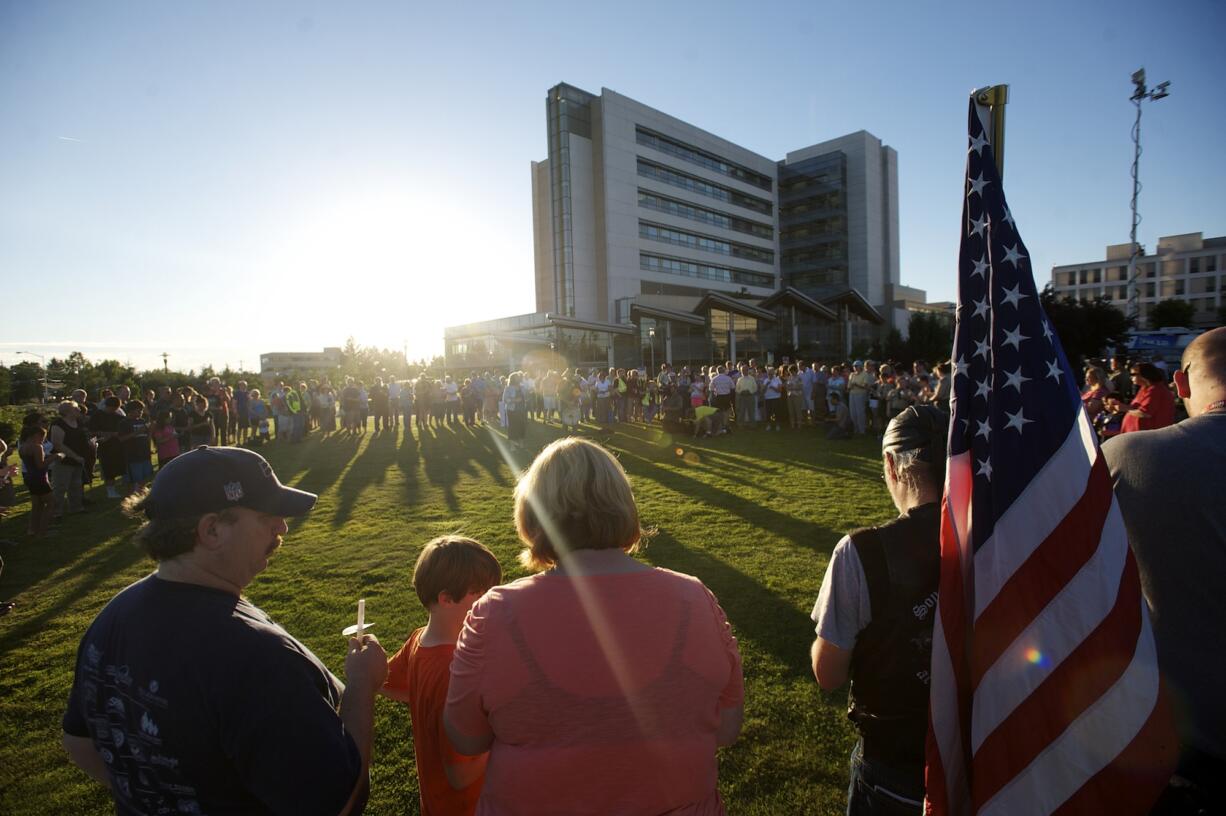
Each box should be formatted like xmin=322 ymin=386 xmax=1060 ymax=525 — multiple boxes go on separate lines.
xmin=1121 ymin=362 xmax=1176 ymax=433
xmin=382 ymin=536 xmax=502 ymax=816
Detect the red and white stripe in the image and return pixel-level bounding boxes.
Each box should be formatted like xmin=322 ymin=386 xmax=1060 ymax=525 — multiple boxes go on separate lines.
xmin=926 ymin=411 xmax=1177 ymax=815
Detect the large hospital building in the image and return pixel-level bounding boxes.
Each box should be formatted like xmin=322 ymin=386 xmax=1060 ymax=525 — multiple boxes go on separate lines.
xmin=445 ymin=82 xmax=939 ymax=372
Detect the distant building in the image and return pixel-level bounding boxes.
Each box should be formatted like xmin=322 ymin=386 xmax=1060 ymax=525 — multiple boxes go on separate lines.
xmin=885 ymin=284 xmax=955 ymax=338
xmin=447 ymin=81 xmax=942 ymax=371
xmin=1050 ymin=232 xmax=1224 ymax=329
xmin=259 ymin=347 xmax=343 ymax=379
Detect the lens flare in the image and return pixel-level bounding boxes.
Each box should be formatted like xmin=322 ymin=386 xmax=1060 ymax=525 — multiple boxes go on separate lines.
xmin=675 ymin=447 xmax=684 ymax=457
xmin=1025 ymin=647 xmax=1049 ymax=668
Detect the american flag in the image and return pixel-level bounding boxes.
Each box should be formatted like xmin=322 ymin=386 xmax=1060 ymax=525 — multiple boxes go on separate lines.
xmin=924 ymin=98 xmax=1177 ymax=815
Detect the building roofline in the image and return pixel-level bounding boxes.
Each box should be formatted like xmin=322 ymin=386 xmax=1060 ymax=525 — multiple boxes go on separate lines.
xmin=546 ymin=314 xmax=638 ymax=335
xmin=628 ymin=303 xmax=707 ymax=326
xmin=757 ymin=287 xmax=839 ymax=320
xmin=693 ymin=291 xmax=777 ymax=322
xmin=820 ymin=289 xmax=885 ymax=323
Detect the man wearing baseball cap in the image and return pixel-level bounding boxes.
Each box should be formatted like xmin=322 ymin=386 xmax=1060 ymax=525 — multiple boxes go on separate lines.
xmin=810 ymin=406 xmax=949 ymax=814
xmin=61 ymin=446 xmax=387 ymax=815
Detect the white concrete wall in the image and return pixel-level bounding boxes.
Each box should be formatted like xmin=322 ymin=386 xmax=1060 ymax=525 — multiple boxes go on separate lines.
xmin=530 ymin=159 xmax=555 ymax=313
xmin=596 ymin=88 xmax=779 ymax=321
xmin=567 ymin=134 xmax=600 ymax=321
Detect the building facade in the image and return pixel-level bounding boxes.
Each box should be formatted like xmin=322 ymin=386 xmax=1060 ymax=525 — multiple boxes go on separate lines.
xmin=447 ymin=82 xmax=928 ymax=372
xmin=1050 ymin=232 xmax=1224 ymax=329
xmin=259 ymin=347 xmax=343 ymax=379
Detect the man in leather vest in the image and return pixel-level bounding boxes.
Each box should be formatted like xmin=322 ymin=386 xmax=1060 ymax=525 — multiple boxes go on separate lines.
xmin=810 ymin=405 xmax=948 ymax=815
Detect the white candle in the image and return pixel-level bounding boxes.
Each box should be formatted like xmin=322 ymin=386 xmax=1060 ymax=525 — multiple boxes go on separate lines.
xmin=356 ymin=599 xmax=366 ymax=636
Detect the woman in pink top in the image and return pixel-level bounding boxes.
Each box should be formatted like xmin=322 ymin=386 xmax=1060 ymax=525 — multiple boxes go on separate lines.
xmin=445 ymin=438 xmax=744 ymax=815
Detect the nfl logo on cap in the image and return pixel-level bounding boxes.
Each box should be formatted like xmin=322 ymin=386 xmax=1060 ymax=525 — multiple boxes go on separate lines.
xmin=223 ymin=481 xmax=244 ymax=502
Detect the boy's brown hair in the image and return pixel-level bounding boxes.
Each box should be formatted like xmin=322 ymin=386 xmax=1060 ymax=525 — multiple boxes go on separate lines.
xmin=413 ymin=535 xmax=502 ymax=608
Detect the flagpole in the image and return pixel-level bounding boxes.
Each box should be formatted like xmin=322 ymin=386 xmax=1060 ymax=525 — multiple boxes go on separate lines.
xmin=972 ymin=85 xmax=1009 ymax=179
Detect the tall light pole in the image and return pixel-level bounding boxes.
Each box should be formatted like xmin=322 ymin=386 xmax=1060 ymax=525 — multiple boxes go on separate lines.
xmin=1125 ymin=68 xmax=1171 ymax=327
xmin=647 ymin=326 xmax=656 ymax=374
xmin=16 ymin=350 xmax=48 ymax=403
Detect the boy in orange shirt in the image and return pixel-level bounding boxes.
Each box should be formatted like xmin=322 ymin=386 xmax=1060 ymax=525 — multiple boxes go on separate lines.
xmin=382 ymin=536 xmax=502 ymax=816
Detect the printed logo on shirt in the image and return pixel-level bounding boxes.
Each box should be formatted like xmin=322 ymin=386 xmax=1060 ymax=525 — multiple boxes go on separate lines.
xmin=223 ymin=481 xmax=244 ymax=502
xmin=106 ymin=664 xmax=133 ymax=688
xmin=912 ymin=591 xmax=938 ymax=620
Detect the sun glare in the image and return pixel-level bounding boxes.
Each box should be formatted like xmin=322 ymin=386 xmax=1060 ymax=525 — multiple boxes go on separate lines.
xmin=263 ymin=190 xmax=527 ymax=359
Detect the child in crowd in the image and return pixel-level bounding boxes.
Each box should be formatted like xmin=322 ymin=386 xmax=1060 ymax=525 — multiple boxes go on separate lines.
xmin=189 ymin=395 xmax=214 ymax=447
xmin=18 ymin=423 xmax=54 ymax=538
xmin=0 ymin=424 xmax=18 ymax=546
xmin=826 ymin=392 xmax=854 ymax=440
xmin=118 ymin=400 xmax=153 ymax=491
xmin=642 ymin=380 xmax=659 ymax=425
xmin=693 ymin=403 xmax=724 ymax=438
xmin=247 ymin=389 xmax=269 ymax=445
xmin=151 ymin=410 xmax=180 ymax=468
xmin=382 ymin=536 xmax=502 ymax=816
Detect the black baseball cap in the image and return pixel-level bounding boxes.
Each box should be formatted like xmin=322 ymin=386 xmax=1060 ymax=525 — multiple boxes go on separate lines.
xmin=143 ymin=446 xmax=317 ymax=520
xmin=882 ymin=405 xmax=949 ymax=465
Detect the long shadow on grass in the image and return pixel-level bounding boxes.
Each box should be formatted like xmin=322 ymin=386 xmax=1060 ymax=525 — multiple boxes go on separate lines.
xmin=613 ymin=447 xmax=838 ymax=552
xmin=277 ymin=432 xmax=363 ymax=532
xmin=0 ymin=526 xmax=146 ymax=656
xmin=643 ymin=528 xmax=815 ymax=679
xmin=416 ymin=424 xmax=513 ymax=512
xmin=332 ymin=428 xmax=400 ymax=526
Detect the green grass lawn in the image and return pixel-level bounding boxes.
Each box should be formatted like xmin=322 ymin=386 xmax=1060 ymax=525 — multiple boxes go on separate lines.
xmin=0 ymin=417 xmax=895 ymax=815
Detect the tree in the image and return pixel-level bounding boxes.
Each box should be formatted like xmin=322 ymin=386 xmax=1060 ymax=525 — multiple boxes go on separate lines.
xmin=1039 ymin=286 xmax=1132 ymax=368
xmin=1148 ymin=299 xmax=1195 ymax=330
xmin=7 ymin=361 xmax=44 ymax=404
xmin=904 ymin=312 xmax=955 ymax=367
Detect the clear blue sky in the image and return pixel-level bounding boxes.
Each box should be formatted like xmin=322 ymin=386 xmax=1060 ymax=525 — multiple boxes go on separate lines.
xmin=2 ymin=0 xmax=1223 ymax=371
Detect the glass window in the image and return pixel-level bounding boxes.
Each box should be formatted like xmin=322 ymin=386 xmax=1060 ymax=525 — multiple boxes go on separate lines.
xmin=637 ymin=189 xmax=774 ymax=240
xmin=636 ymin=158 xmax=773 ymax=214
xmin=638 ymin=221 xmax=774 ymax=264
xmin=640 ymin=252 xmax=774 ymax=288
xmin=635 ymin=126 xmax=773 ymax=191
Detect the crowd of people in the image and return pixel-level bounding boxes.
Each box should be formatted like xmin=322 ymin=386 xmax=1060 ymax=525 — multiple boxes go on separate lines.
xmin=0 ymin=350 xmax=1189 ymax=545
xmin=1080 ymin=355 xmax=1180 ymax=439
xmin=1 ymin=333 xmax=1219 ymax=813
xmin=49 ymin=326 xmax=1226 ymax=816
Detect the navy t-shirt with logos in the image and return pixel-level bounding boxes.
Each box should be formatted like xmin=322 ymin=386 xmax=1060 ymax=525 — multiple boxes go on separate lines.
xmin=63 ymin=575 xmax=362 ymax=816
xmin=118 ymin=417 xmax=152 ymax=463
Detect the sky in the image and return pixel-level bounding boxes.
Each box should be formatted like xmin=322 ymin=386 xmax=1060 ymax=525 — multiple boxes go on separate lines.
xmin=2 ymin=0 xmax=1223 ymax=372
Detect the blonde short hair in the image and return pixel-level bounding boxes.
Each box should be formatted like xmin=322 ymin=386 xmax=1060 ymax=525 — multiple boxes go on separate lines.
xmin=514 ymin=437 xmax=644 ymax=571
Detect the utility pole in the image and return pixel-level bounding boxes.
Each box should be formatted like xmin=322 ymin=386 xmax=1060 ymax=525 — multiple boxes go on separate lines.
xmin=1125 ymin=68 xmax=1171 ymax=327
xmin=16 ymin=350 xmax=48 ymax=403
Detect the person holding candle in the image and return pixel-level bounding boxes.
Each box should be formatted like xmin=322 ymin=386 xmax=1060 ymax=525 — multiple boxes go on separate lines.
xmin=382 ymin=536 xmax=503 ymax=816
xmin=61 ymin=446 xmax=388 ymax=816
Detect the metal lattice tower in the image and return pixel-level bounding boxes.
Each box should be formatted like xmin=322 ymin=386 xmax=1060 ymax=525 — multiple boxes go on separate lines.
xmin=1125 ymin=68 xmax=1170 ymax=326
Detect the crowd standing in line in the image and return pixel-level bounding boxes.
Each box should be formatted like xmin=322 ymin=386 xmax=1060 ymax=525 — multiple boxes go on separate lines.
xmin=0 ymin=351 xmax=1183 ymax=543
xmin=0 ymin=336 xmax=1209 ymax=812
